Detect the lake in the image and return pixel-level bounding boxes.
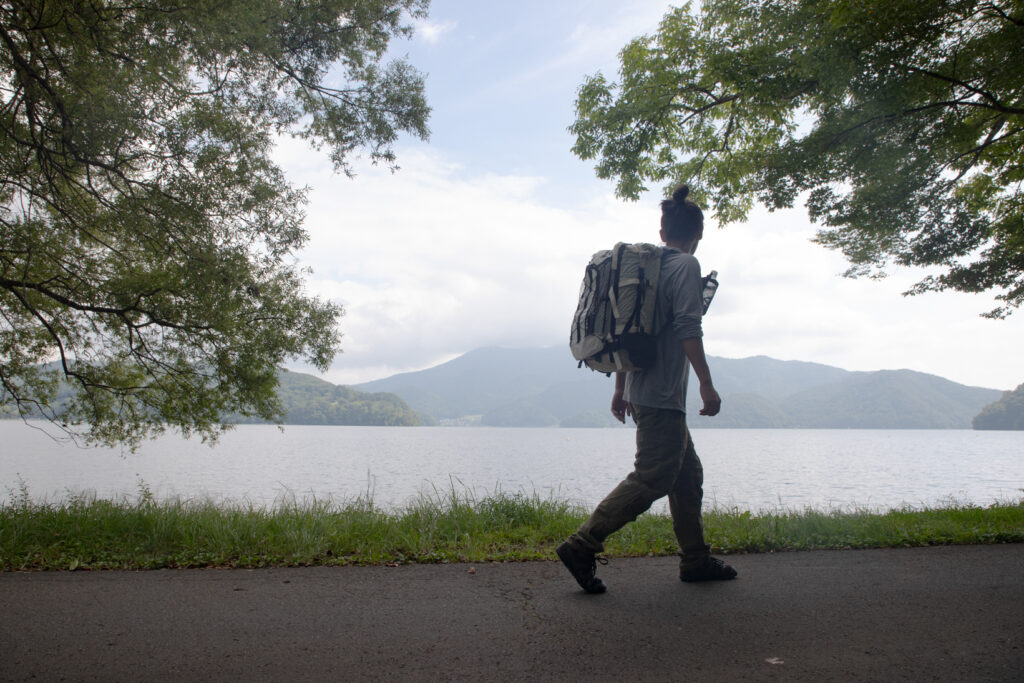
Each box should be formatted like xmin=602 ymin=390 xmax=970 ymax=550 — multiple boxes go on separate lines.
xmin=1 ymin=422 xmax=1021 ymax=513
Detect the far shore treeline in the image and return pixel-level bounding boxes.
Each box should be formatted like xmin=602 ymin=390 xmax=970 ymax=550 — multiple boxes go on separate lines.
xmin=972 ymin=384 xmax=1024 ymax=430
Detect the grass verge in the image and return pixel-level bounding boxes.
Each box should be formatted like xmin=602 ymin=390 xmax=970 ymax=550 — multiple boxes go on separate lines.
xmin=2 ymin=486 xmax=1022 ymax=571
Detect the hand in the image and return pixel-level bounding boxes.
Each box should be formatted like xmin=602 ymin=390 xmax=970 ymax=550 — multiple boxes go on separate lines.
xmin=611 ymin=394 xmax=632 ymax=423
xmin=698 ymin=383 xmax=721 ymax=417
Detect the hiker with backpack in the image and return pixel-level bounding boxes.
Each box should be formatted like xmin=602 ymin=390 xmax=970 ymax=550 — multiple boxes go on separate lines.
xmin=558 ymin=184 xmax=737 ymax=593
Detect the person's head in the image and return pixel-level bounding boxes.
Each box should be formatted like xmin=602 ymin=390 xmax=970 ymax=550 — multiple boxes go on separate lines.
xmin=659 ymin=184 xmax=704 ymax=252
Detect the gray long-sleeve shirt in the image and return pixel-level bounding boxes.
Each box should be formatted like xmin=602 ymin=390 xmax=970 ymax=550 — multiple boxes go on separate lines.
xmin=623 ymin=248 xmax=703 ymax=412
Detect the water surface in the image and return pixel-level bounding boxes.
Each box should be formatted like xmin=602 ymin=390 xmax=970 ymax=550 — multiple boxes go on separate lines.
xmin=2 ymin=422 xmax=1021 ymax=512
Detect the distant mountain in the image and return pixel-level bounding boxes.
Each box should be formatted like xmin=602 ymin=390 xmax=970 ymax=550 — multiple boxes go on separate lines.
xmin=356 ymin=347 xmax=1003 ymax=429
xmin=355 ymin=347 xmax=599 ymax=421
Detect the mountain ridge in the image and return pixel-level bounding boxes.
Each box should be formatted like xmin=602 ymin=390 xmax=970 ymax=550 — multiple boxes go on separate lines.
xmin=355 ymin=346 xmax=1003 ymax=429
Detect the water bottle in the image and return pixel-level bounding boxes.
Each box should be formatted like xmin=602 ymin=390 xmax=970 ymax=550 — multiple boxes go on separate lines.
xmin=701 ymin=270 xmax=718 ymax=314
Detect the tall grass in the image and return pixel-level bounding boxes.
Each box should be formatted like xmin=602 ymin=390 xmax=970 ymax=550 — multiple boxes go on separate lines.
xmin=2 ymin=483 xmax=1021 ymax=571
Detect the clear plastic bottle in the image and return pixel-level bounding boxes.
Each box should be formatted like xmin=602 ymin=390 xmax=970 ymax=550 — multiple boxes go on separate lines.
xmin=701 ymin=270 xmax=719 ymax=314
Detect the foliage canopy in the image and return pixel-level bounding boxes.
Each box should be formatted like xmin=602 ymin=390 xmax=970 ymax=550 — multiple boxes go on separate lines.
xmin=571 ymin=0 xmax=1024 ymax=316
xmin=0 ymin=0 xmax=430 ymax=446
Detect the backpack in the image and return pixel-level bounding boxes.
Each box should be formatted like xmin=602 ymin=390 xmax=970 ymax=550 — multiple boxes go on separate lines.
xmin=569 ymin=242 xmax=663 ymax=373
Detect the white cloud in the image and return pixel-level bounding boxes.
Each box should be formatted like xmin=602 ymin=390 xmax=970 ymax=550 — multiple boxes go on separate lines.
xmin=279 ymin=140 xmax=648 ymax=381
xmin=261 ymin=2 xmax=1024 ymax=393
xmin=446 ymin=2 xmax=670 ymax=110
xmin=277 ymin=137 xmax=1024 ymax=391
xmin=697 ymin=206 xmax=1024 ymax=388
xmin=563 ymin=1 xmax=671 ymax=69
xmin=413 ymin=18 xmax=457 ymax=45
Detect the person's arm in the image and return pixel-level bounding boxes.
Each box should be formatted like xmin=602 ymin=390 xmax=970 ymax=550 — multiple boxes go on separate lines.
xmin=610 ymin=372 xmax=631 ymax=423
xmin=682 ymin=337 xmax=721 ymax=416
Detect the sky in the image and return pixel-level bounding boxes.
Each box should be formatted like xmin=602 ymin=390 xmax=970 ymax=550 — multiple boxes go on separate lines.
xmin=277 ymin=0 xmax=1022 ymax=392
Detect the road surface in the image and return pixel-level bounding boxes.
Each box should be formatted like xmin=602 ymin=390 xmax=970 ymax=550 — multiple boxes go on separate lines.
xmin=1 ymin=544 xmax=1021 ymax=681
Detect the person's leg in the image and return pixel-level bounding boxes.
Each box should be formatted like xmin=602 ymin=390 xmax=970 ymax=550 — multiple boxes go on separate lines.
xmin=668 ymin=424 xmax=707 ymax=567
xmin=568 ymin=405 xmax=685 ymax=554
xmin=669 ymin=424 xmax=737 ymax=582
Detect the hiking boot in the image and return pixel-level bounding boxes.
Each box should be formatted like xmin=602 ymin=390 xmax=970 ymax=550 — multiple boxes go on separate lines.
xmin=556 ymin=542 xmax=607 ymax=594
xmin=680 ymin=555 xmax=737 ymax=582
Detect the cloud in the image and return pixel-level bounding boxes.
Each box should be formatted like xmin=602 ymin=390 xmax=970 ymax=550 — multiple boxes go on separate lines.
xmin=413 ymin=18 xmax=457 ymax=45
xmin=444 ymin=2 xmax=670 ymax=111
xmin=276 ymin=136 xmax=1024 ymax=391
xmin=266 ymin=2 xmax=1024 ymax=392
xmin=563 ymin=1 xmax=672 ymax=70
xmin=278 ymin=139 xmax=654 ymax=382
xmin=696 ymin=206 xmax=1024 ymax=387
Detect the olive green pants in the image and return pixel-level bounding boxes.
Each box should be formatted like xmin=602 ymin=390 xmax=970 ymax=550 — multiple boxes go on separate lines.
xmin=569 ymin=404 xmax=708 ymax=567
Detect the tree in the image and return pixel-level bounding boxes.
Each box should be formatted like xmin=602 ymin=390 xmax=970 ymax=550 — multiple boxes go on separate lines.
xmin=1 ymin=0 xmax=430 ymax=447
xmin=571 ymin=0 xmax=1024 ymax=317
xmin=972 ymin=383 xmax=1024 ymax=429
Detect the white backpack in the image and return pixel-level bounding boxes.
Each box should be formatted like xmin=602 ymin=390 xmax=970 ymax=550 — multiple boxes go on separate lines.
xmin=569 ymin=242 xmax=663 ymax=373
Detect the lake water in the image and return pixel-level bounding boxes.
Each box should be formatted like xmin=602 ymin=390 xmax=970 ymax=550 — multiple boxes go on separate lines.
xmin=1 ymin=422 xmax=1022 ymax=513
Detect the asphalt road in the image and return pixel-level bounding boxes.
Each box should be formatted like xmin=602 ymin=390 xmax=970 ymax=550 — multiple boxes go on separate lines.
xmin=1 ymin=544 xmax=1022 ymax=682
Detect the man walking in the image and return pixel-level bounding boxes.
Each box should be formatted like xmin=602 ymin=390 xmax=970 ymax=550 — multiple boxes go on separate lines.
xmin=557 ymin=185 xmax=737 ymax=593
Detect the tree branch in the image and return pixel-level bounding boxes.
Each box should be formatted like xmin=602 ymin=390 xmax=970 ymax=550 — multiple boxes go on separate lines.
xmin=976 ymin=2 xmax=1024 ymax=27
xmin=904 ymin=65 xmax=1024 ymax=116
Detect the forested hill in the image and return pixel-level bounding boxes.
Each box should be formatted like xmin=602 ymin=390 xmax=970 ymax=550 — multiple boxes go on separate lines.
xmin=972 ymin=384 xmax=1024 ymax=430
xmin=0 ymin=369 xmax=423 ymax=427
xmin=231 ymin=370 xmax=422 ymax=426
xmin=355 ymin=347 xmax=1004 ymax=429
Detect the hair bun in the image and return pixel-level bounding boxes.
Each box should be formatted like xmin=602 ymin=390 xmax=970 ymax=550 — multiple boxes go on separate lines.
xmin=672 ymin=185 xmax=690 ymax=203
